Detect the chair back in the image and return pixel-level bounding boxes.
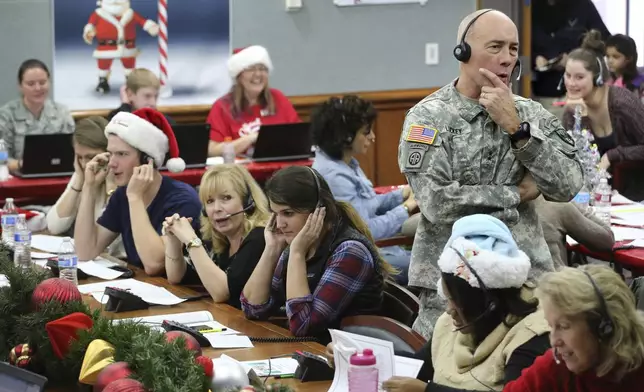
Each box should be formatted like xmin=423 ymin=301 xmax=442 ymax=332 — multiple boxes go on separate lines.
xmin=378 ymin=280 xmax=420 ymax=327
xmin=340 ymin=315 xmax=426 ymax=355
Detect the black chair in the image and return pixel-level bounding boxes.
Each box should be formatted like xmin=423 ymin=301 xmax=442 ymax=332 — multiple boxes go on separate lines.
xmin=379 ymin=280 xmax=420 ymax=327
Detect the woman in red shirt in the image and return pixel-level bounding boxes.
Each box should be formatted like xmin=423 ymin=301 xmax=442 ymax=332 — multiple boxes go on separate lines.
xmin=206 ymin=45 xmax=300 ymax=157
xmin=504 ymin=265 xmax=644 ymax=391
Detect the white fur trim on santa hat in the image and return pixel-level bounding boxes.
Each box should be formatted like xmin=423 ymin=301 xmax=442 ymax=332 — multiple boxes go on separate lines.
xmin=437 ymin=237 xmax=531 ymax=290
xmin=105 ymin=112 xmax=168 ymax=169
xmin=227 ymin=45 xmax=273 ymax=79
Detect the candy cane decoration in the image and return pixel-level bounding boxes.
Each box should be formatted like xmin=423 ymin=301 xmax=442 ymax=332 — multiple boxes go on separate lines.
xmin=158 ymin=0 xmax=172 ymax=98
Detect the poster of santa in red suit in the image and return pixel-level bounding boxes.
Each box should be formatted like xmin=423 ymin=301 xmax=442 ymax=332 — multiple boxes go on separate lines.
xmin=52 ymin=0 xmax=230 ymax=111
xmin=83 ymin=0 xmax=159 ymax=94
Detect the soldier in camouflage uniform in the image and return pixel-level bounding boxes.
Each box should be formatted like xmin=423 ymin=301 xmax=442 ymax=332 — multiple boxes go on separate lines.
xmin=398 ymin=9 xmax=584 ymax=338
xmin=0 ymin=59 xmax=74 ymax=171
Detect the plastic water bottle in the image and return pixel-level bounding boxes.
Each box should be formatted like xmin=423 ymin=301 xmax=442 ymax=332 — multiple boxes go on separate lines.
xmin=572 ymin=184 xmax=591 ymax=211
xmin=58 ymin=237 xmax=78 ymax=285
xmin=222 ymin=137 xmax=235 ymax=164
xmin=2 ymin=198 xmax=18 ymax=246
xmin=593 ymin=178 xmax=612 ymax=226
xmin=348 ymin=349 xmax=378 ymax=392
xmin=0 ymin=139 xmax=9 ymax=181
xmin=13 ymin=214 xmax=31 ymax=268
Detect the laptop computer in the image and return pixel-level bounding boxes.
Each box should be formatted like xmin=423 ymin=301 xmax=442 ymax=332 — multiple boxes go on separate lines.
xmin=250 ymin=122 xmax=313 ymax=162
xmin=0 ymin=361 xmax=47 ymax=392
xmin=14 ymin=134 xmax=75 ymax=178
xmin=162 ymin=123 xmax=210 ymax=170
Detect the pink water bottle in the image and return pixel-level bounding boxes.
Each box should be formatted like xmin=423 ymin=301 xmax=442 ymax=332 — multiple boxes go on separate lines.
xmin=348 ymin=348 xmax=378 ymax=392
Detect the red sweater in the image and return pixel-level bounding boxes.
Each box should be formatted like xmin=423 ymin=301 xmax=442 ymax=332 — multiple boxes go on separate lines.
xmin=504 ymin=349 xmax=644 ymax=391
xmin=206 ymin=88 xmax=300 ymax=143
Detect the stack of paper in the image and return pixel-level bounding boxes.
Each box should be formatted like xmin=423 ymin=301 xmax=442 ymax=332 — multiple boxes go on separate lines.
xmin=241 ymin=358 xmax=299 ymax=377
xmin=116 ymin=311 xmax=253 ymax=349
xmin=31 ymin=235 xmax=73 ymax=253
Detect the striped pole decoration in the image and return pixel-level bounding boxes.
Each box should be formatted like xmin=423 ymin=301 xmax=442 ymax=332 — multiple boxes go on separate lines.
xmin=158 ymin=0 xmax=172 ymax=98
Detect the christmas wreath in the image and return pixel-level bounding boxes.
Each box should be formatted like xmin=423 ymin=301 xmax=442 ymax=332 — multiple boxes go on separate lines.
xmin=0 ymin=244 xmax=294 ymax=392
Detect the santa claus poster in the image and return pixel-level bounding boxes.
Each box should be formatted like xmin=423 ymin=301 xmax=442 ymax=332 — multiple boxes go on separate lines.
xmin=52 ymin=0 xmax=231 ymax=111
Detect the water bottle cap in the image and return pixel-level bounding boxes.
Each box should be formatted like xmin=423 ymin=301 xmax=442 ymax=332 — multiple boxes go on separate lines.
xmin=350 ymin=349 xmax=376 ymax=366
xmin=6 ymin=198 xmax=12 ymax=202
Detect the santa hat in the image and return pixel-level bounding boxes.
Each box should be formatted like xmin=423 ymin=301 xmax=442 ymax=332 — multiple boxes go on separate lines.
xmin=105 ymin=108 xmax=185 ymax=172
xmin=436 ymin=214 xmax=531 ymax=298
xmin=227 ymin=45 xmax=273 ymax=79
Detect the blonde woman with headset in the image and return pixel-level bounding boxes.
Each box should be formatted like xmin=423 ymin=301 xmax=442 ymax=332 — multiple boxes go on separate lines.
xmin=505 ymin=265 xmax=644 ymax=391
xmin=163 ymin=164 xmax=269 ymax=308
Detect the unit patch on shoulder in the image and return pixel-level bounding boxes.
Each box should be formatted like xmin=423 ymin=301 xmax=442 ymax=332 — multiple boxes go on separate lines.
xmin=405 ymin=144 xmax=428 ymax=170
xmin=405 ymin=124 xmax=439 ymax=145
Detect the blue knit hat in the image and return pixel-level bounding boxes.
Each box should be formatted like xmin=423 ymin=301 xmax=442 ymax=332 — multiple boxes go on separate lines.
xmin=437 ymin=214 xmax=531 ymax=293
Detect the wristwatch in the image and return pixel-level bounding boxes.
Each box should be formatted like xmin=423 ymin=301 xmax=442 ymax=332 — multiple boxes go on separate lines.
xmin=186 ymin=238 xmax=203 ymax=250
xmin=509 ymin=122 xmax=531 ymax=143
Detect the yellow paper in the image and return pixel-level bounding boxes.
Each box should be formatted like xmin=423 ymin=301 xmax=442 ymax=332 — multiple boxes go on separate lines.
xmin=79 ymin=339 xmax=115 ymax=385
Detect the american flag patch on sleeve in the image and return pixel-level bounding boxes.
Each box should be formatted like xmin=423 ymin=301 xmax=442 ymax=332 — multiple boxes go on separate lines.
xmin=405 ymin=124 xmax=438 ymax=145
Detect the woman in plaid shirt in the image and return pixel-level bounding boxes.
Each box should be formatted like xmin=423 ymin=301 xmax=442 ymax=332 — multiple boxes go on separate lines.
xmin=241 ymin=166 xmax=397 ymax=342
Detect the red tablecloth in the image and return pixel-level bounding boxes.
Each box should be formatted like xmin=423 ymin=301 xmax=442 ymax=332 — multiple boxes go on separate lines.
xmin=0 ymin=159 xmax=312 ymax=203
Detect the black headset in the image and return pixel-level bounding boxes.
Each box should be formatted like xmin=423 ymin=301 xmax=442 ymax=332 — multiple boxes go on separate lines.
xmin=557 ymin=56 xmax=605 ymax=91
xmin=305 ymin=166 xmax=323 ymax=209
xmin=581 ymin=270 xmax=614 ymax=340
xmin=453 ymin=9 xmax=522 ymax=81
xmin=201 ymin=182 xmax=256 ymax=218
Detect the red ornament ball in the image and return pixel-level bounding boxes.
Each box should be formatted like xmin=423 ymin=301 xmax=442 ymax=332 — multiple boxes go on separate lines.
xmin=195 ymin=355 xmax=214 ymax=378
xmin=164 ymin=330 xmax=202 ymax=356
xmin=9 ymin=343 xmax=33 ymax=369
xmin=94 ymin=362 xmax=132 ymax=392
xmin=32 ymin=278 xmax=82 ymax=308
xmin=103 ymin=379 xmax=146 ymax=392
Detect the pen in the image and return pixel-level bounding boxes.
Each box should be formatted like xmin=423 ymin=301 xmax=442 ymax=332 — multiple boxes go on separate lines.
xmin=274 ymin=374 xmax=295 ymax=379
xmin=199 ymin=328 xmax=227 ymax=333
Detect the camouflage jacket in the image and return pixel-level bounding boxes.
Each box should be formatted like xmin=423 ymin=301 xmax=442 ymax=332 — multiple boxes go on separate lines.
xmin=398 ymin=81 xmax=584 ymax=290
xmin=0 ymin=99 xmax=74 ymax=160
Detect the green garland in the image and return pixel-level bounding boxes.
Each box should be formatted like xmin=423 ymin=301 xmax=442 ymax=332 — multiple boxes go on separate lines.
xmin=0 ymin=245 xmax=294 ymax=392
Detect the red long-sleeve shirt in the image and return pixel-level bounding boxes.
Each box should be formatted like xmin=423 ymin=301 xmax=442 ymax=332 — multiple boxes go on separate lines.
xmin=206 ymin=88 xmax=300 ymax=143
xmin=504 ymin=349 xmax=644 ymax=391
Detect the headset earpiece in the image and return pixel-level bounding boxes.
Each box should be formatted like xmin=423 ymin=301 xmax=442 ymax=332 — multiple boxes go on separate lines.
xmin=595 ymin=57 xmax=605 ymax=87
xmin=513 ymin=58 xmax=523 ymax=82
xmin=581 ymin=270 xmax=614 ymax=340
xmin=243 ymin=182 xmax=256 ymax=215
xmin=453 ymin=9 xmax=493 ymax=63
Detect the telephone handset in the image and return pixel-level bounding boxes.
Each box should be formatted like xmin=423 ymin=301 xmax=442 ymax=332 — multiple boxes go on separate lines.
xmin=140 ymin=153 xmax=156 ymax=168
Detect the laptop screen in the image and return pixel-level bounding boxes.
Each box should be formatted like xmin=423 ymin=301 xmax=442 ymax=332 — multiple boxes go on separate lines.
xmin=0 ymin=363 xmax=47 ymax=392
xmin=172 ymin=124 xmax=210 ymax=166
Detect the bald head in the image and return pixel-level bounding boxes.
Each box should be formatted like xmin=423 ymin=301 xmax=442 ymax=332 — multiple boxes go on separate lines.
xmin=456 ymin=9 xmax=516 ymax=45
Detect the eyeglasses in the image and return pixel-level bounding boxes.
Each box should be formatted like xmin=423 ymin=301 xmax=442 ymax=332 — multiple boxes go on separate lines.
xmin=244 ymin=65 xmax=269 ymax=74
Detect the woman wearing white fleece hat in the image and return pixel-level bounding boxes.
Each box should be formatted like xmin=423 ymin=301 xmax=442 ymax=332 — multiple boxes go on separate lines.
xmin=381 ymin=214 xmax=551 ymax=392
xmin=206 ymin=45 xmax=300 ymax=158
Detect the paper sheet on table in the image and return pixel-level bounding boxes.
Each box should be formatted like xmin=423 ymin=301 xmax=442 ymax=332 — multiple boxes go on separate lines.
xmin=611 ymin=226 xmax=644 ymax=241
xmin=78 ymin=278 xmax=186 ymax=306
xmin=207 ymin=335 xmax=254 ymax=348
xmin=328 ymin=329 xmax=395 ymax=392
xmin=31 ymin=251 xmax=57 ymax=259
xmin=0 ymin=274 xmax=8 ymax=288
xmin=627 ymin=239 xmax=644 ymax=248
xmin=77 ymin=260 xmax=124 ymax=280
xmin=611 ymin=218 xmax=644 ymax=228
xmin=240 ymin=358 xmax=299 ymax=377
xmin=612 ymin=192 xmax=637 ymax=205
xmin=30 ymin=235 xmax=74 ymax=253
xmin=611 ymin=205 xmax=644 ymax=223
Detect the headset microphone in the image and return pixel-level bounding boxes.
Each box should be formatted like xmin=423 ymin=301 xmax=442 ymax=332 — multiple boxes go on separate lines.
xmin=213 ymin=204 xmax=255 ymax=223
xmin=553 ymin=348 xmax=561 ymax=364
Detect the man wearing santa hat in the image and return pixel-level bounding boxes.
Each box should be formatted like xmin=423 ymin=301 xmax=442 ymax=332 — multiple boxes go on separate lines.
xmin=74 ymin=108 xmax=201 ymax=275
xmin=83 ymin=0 xmax=159 ymax=94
